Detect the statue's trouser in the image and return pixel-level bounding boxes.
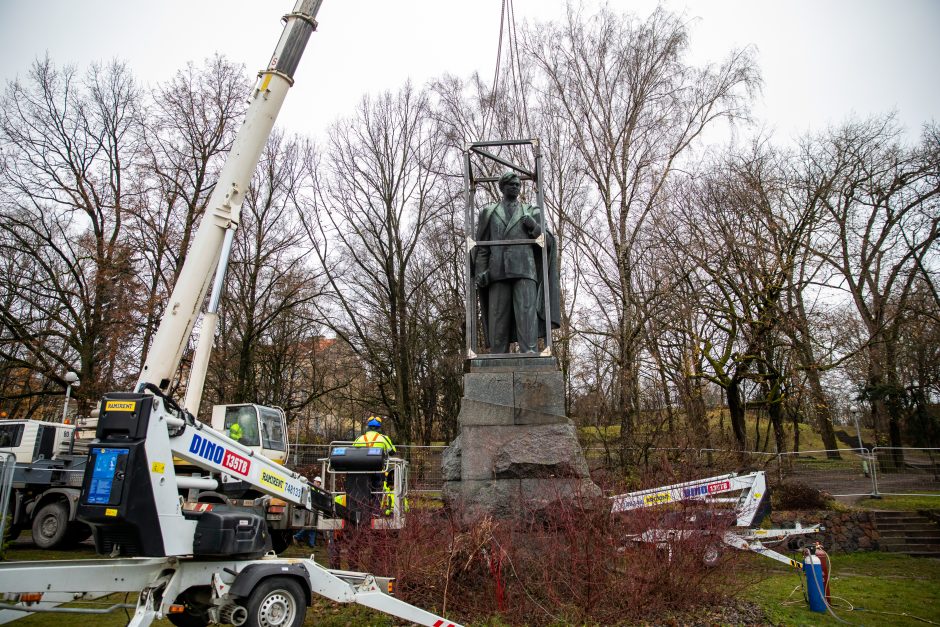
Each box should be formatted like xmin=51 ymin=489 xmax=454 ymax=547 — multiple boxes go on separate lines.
xmin=488 ymin=278 xmax=538 ymax=353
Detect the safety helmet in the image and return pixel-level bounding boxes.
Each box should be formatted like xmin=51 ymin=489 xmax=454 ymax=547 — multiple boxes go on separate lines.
xmin=367 ymin=415 xmax=382 ymax=428
xmin=313 ymin=476 xmax=322 ymax=484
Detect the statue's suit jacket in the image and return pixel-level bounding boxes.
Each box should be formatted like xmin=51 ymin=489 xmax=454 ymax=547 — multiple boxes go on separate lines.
xmin=474 ymin=201 xmax=540 ymax=282
xmin=473 ymin=201 xmax=561 ymax=347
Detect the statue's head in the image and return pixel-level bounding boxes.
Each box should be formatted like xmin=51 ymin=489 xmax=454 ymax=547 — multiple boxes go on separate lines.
xmin=498 ymin=172 xmax=521 ymax=197
xmin=498 ymin=172 xmax=520 ymax=189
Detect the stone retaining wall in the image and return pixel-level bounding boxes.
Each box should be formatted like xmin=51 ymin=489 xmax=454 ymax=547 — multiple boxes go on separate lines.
xmin=770 ymin=510 xmax=879 ymax=552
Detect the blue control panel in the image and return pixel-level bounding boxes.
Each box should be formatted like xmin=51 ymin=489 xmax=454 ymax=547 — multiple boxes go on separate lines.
xmin=86 ymin=447 xmax=129 ymax=505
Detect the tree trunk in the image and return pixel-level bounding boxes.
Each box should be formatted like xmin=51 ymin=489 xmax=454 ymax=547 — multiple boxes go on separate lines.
xmin=727 ymin=379 xmax=747 ymax=449
xmin=790 ymin=291 xmax=841 ymax=457
xmin=806 ymin=367 xmax=841 ymax=458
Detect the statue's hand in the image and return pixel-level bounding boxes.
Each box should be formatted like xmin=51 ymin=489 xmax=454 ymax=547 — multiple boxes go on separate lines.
xmin=522 ymin=214 xmax=538 ymax=233
xmin=475 ymin=271 xmax=489 ymax=288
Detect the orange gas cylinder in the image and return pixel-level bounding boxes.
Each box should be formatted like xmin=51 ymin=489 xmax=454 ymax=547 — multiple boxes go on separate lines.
xmin=814 ymin=542 xmax=831 ymax=603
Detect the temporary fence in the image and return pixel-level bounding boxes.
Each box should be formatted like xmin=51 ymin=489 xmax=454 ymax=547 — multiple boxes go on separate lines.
xmin=0 ymin=453 xmax=15 ymax=543
xmin=774 ymin=448 xmax=876 ymax=497
xmin=583 ymin=446 xmax=938 ymax=498
xmin=870 ymin=447 xmax=940 ymax=496
xmin=287 ymin=444 xmax=940 ymax=499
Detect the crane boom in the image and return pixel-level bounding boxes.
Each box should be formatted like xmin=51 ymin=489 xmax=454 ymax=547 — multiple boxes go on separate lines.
xmin=138 ymin=0 xmax=323 ymax=392
xmin=610 ymin=471 xmax=769 ymax=527
xmin=70 ymin=0 xmax=329 ymax=560
xmin=0 ymin=5 xmax=466 ymax=625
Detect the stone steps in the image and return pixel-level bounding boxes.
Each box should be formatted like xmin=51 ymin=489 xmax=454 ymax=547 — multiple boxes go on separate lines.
xmin=871 ymin=510 xmax=940 ymax=558
xmin=870 ymin=511 xmax=934 ymax=519
xmin=879 ymin=536 xmax=940 ymax=545
xmin=878 ymin=526 xmax=939 ymax=535
xmin=882 ymin=545 xmax=940 ymax=556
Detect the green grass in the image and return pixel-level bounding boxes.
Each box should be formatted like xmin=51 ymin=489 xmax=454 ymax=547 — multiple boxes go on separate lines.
xmin=7 ymin=536 xmax=940 ymax=626
xmin=855 ymin=493 xmax=940 ymax=511
xmin=746 ymin=551 xmax=940 ymax=626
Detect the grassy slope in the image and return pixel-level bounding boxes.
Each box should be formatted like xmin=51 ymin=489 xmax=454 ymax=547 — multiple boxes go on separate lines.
xmin=854 ymin=493 xmax=940 ymax=510
xmin=746 ymin=552 xmax=940 ymax=627
xmin=579 ymin=411 xmax=877 ymax=453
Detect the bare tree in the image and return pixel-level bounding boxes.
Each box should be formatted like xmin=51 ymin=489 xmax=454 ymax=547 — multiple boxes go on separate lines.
xmin=895 ymin=279 xmax=940 ymax=447
xmin=526 ymin=6 xmax=759 ymax=445
xmin=302 ymin=83 xmax=451 ymax=442
xmin=133 ymin=56 xmax=248 ymax=369
xmin=205 ymin=131 xmax=323 ymax=417
xmin=667 ymin=143 xmax=815 ymax=452
xmin=0 ymin=59 xmax=145 ymax=414
xmin=809 ymin=117 xmax=940 ymax=449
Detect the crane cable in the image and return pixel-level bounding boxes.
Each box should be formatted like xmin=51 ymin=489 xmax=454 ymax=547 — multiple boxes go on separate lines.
xmin=506 ymin=0 xmax=532 ymax=137
xmin=484 ymin=0 xmax=532 ymax=140
xmin=483 ymin=0 xmax=508 ymax=139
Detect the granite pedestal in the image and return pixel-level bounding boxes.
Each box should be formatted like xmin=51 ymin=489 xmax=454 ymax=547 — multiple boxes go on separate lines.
xmin=442 ymin=358 xmax=602 ymax=521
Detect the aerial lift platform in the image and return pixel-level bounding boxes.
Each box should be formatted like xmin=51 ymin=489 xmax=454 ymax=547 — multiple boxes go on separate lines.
xmin=612 ymin=470 xmax=820 ymax=569
xmin=0 ymin=2 xmax=461 ymax=626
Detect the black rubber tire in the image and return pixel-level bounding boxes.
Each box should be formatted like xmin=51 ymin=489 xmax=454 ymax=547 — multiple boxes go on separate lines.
xmin=31 ymin=501 xmax=69 ymax=549
xmin=270 ymin=529 xmax=291 ymax=555
xmin=243 ymin=576 xmax=306 ymax=627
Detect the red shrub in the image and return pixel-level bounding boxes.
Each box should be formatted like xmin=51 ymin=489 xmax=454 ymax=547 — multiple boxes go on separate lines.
xmin=341 ymin=483 xmax=743 ymax=625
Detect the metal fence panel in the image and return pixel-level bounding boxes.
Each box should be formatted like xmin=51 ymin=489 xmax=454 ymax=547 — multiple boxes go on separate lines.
xmin=697 ymin=449 xmax=780 ymax=474
xmin=0 ymin=453 xmax=15 ymax=544
xmin=774 ymin=448 xmax=876 ymax=497
xmin=284 ymin=444 xmax=940 ymax=498
xmin=871 ymin=447 xmax=940 ymax=496
xmin=288 ymin=444 xmax=331 ymax=472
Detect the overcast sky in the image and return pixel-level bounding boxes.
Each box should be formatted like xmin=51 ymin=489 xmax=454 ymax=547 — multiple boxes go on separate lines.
xmin=0 ymin=0 xmax=937 ymax=143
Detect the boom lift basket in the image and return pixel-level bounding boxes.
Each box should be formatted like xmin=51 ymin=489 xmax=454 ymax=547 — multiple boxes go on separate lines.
xmin=329 ymin=446 xmax=387 ymax=472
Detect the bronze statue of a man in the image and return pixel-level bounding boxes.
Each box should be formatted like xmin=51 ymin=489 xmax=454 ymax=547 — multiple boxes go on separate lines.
xmin=474 ymin=172 xmax=560 ymax=354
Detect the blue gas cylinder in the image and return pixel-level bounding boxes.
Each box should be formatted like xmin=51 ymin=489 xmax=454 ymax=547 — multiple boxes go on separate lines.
xmin=804 ymin=555 xmax=827 ymax=613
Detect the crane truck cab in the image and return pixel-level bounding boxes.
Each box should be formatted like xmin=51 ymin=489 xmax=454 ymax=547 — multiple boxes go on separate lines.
xmin=0 ymin=419 xmax=93 ymax=548
xmin=0 ymin=420 xmax=75 ymax=463
xmin=170 ymin=404 xmax=299 ymax=553
xmin=211 ymin=403 xmax=289 ymax=464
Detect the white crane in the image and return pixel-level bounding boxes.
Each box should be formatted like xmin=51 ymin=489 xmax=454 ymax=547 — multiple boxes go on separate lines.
xmin=0 ymin=3 xmax=461 ymax=626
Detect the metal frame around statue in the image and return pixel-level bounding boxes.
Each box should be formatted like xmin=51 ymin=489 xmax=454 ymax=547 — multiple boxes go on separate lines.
xmin=463 ymin=138 xmax=553 ymax=360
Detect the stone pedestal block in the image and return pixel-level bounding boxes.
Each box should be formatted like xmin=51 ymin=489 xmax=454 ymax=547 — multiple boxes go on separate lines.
xmin=443 ymin=477 xmax=603 ymax=520
xmin=443 ymin=363 xmax=601 ymax=521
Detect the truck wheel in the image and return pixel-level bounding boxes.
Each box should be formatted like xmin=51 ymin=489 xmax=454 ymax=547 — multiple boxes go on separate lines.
xmin=244 ymin=577 xmax=306 ymax=627
xmin=32 ymin=501 xmax=69 ymax=549
xmin=702 ymin=542 xmax=722 ymax=568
